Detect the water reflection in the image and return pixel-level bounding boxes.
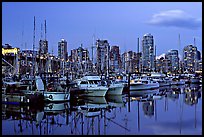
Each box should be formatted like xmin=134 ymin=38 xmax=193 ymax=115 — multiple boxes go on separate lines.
xmin=2 ymin=84 xmax=202 ymax=135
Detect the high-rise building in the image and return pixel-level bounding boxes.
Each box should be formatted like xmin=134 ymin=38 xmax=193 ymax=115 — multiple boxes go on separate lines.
xmin=183 ymin=45 xmax=198 ymax=73
xmin=39 ymin=40 xmax=48 ymax=55
xmin=58 ymin=39 xmax=68 ymax=61
xmin=58 ymin=39 xmax=68 ymax=75
xmin=38 ymin=40 xmax=48 ymax=73
xmin=70 ymin=46 xmax=91 ymax=73
xmin=96 ymin=39 xmax=110 ymax=75
xmin=165 ymin=50 xmax=179 ymax=73
xmin=142 ymin=33 xmax=155 ymax=72
xmin=110 ymin=45 xmax=122 ymax=73
xmin=121 ymin=51 xmax=137 ymax=73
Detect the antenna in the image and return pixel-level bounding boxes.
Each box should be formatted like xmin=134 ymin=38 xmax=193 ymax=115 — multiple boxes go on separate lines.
xmin=21 ymin=22 xmax=24 ymax=48
xmin=45 ymin=20 xmax=47 ymax=40
xmin=52 ymin=46 xmax=54 ymax=56
xmin=137 ymin=37 xmax=139 ymax=53
xmin=178 ymin=33 xmax=181 ymax=58
xmin=194 ymin=37 xmax=196 ymax=47
xmin=41 ymin=23 xmax=43 ymax=40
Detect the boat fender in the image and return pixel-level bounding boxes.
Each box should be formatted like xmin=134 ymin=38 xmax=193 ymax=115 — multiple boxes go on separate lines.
xmin=65 ymin=94 xmax=69 ymax=99
xmin=49 ymin=104 xmax=53 ymax=109
xmin=49 ymin=95 xmax=53 ymax=100
xmin=64 ymin=103 xmax=68 ymax=109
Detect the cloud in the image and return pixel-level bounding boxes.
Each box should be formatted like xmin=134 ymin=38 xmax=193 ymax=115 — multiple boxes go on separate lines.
xmin=147 ymin=10 xmax=201 ymax=30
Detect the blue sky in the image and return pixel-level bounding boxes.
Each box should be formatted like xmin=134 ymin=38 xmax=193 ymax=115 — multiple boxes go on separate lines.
xmin=2 ymin=2 xmax=202 ymax=57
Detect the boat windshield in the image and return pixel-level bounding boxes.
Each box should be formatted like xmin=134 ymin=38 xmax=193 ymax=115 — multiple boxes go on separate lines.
xmin=89 ymin=80 xmax=99 ymax=85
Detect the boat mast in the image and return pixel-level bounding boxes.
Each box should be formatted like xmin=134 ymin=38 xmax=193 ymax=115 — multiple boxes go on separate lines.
xmin=178 ymin=34 xmax=182 ymax=75
xmin=193 ymin=37 xmax=196 ymax=72
xmin=155 ymin=44 xmax=156 ymax=72
xmin=32 ymin=16 xmax=36 ymax=76
xmin=137 ymin=37 xmax=140 ymax=73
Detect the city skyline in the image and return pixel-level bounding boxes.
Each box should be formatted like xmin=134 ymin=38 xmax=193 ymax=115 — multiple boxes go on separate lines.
xmin=2 ymin=2 xmax=202 ymax=57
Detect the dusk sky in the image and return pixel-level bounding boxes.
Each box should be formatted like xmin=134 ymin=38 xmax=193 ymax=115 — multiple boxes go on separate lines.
xmin=2 ymin=2 xmax=202 ymax=58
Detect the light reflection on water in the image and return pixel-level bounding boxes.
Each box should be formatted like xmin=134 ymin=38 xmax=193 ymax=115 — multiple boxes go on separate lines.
xmin=2 ymin=84 xmax=202 ymax=135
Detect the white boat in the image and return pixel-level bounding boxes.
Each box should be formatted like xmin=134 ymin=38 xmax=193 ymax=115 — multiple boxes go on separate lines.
xmin=106 ymin=95 xmax=125 ymax=108
xmin=44 ymin=81 xmax=70 ymax=102
xmin=130 ymin=76 xmax=159 ymax=91
xmin=189 ymin=75 xmax=200 ymax=84
xmin=78 ymin=97 xmax=108 ymax=117
xmin=149 ymin=72 xmax=171 ymax=87
xmin=106 ymin=80 xmax=124 ymax=95
xmin=44 ymin=102 xmax=69 ymax=113
xmin=26 ymin=76 xmax=70 ymax=102
xmin=75 ymin=75 xmax=108 ymax=97
xmin=129 ymin=88 xmax=159 ymax=97
xmin=171 ymin=77 xmax=185 ymax=85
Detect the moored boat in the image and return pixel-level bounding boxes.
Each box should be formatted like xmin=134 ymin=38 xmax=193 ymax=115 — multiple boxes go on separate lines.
xmin=130 ymin=76 xmax=159 ymax=91
xmin=75 ymin=75 xmax=108 ymax=97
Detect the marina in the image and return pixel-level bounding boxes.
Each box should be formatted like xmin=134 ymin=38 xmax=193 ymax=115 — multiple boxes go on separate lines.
xmin=2 ymin=2 xmax=202 ymax=135
xmin=2 ymin=84 xmax=202 ymax=135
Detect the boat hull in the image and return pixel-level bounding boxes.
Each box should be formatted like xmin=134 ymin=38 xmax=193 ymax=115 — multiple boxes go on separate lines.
xmin=130 ymin=83 xmax=159 ymax=91
xmin=106 ymin=84 xmax=124 ymax=95
xmin=81 ymin=87 xmax=108 ymax=97
xmin=44 ymin=92 xmax=70 ymax=102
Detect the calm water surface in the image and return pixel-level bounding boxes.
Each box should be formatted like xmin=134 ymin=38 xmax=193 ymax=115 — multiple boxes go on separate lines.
xmin=2 ymin=84 xmax=202 ymax=135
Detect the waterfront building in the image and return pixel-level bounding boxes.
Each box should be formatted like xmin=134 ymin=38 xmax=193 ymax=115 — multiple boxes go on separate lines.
xmin=96 ymin=39 xmax=110 ymax=75
xmin=183 ymin=45 xmax=198 ymax=73
xmin=109 ymin=45 xmax=122 ymax=73
xmin=58 ymin=39 xmax=68 ymax=75
xmin=195 ymin=59 xmax=202 ymax=72
xmin=155 ymin=56 xmax=171 ymax=74
xmin=121 ymin=51 xmax=137 ymax=73
xmin=38 ymin=40 xmax=49 ymax=74
xmin=70 ymin=45 xmax=91 ymax=76
xmin=39 ymin=40 xmax=48 ymax=55
xmin=165 ymin=50 xmax=179 ymax=73
xmin=20 ymin=49 xmax=38 ymax=75
xmin=2 ymin=44 xmax=20 ymax=76
xmin=142 ymin=33 xmax=155 ymax=72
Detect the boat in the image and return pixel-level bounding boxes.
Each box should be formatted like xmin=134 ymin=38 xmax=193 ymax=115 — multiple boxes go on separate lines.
xmin=149 ymin=72 xmax=171 ymax=87
xmin=78 ymin=96 xmax=108 ymax=117
xmin=106 ymin=95 xmax=125 ymax=108
xmin=2 ymin=79 xmax=44 ymax=105
xmin=129 ymin=88 xmax=159 ymax=97
xmin=104 ymin=80 xmax=124 ymax=95
xmin=44 ymin=102 xmax=69 ymax=113
xmin=74 ymin=75 xmax=108 ymax=97
xmin=17 ymin=75 xmax=70 ymax=103
xmin=171 ymin=77 xmax=185 ymax=85
xmin=130 ymin=76 xmax=159 ymax=91
xmin=43 ymin=81 xmax=70 ymax=102
xmin=189 ymin=75 xmax=200 ymax=84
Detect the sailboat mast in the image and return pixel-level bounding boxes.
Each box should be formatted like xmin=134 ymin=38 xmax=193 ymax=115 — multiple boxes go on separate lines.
xmin=137 ymin=37 xmax=140 ymax=73
xmin=178 ymin=34 xmax=181 ymax=74
xmin=155 ymin=44 xmax=156 ymax=72
xmin=32 ymin=16 xmax=36 ymax=76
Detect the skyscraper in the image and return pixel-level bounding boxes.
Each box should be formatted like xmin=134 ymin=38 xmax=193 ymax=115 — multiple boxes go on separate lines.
xmin=58 ymin=39 xmax=68 ymax=75
xmin=110 ymin=45 xmax=121 ymax=73
xmin=183 ymin=45 xmax=198 ymax=73
xmin=96 ymin=39 xmax=110 ymax=75
xmin=58 ymin=39 xmax=68 ymax=61
xmin=142 ymin=33 xmax=155 ymax=72
xmin=165 ymin=49 xmax=179 ymax=73
xmin=121 ymin=51 xmax=137 ymax=73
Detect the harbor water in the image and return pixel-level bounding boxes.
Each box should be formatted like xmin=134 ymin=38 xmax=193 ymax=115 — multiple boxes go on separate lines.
xmin=2 ymin=84 xmax=202 ymax=135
